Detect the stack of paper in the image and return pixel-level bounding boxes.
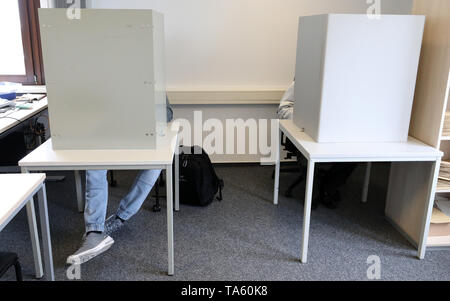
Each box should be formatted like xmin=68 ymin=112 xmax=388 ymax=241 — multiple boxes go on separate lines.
xmin=436 ymin=199 xmax=450 ymax=218
xmin=439 ymin=161 xmax=450 ymax=181
xmin=443 ymin=112 xmax=450 ymax=137
xmin=429 ymin=200 xmax=450 ymax=238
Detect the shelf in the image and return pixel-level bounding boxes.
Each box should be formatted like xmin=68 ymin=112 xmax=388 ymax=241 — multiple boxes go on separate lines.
xmin=437 ymin=162 xmax=450 ymax=192
xmin=436 ymin=178 xmax=450 ymax=193
xmin=427 ymin=207 xmax=450 ymax=247
xmin=442 ymin=112 xmax=450 ymax=137
xmin=427 ymin=235 xmax=450 ymax=247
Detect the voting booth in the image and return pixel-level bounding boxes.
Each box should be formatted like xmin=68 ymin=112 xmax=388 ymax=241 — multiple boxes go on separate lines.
xmin=293 ymin=14 xmax=425 ymax=143
xmin=39 ymin=9 xmax=167 ymax=150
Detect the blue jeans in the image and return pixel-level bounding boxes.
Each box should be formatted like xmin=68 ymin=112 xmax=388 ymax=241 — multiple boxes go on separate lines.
xmin=84 ymin=170 xmax=161 ymax=233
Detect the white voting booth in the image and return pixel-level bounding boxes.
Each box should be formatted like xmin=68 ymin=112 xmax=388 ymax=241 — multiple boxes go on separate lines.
xmin=293 ymin=14 xmax=425 ymax=143
xmin=39 ymin=9 xmax=167 ymax=150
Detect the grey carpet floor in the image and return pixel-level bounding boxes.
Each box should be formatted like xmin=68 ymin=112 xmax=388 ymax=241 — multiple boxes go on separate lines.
xmin=0 ymin=163 xmax=449 ymax=281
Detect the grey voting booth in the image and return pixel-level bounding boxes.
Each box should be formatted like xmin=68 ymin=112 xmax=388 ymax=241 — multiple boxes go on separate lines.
xmin=39 ymin=9 xmax=168 ymax=150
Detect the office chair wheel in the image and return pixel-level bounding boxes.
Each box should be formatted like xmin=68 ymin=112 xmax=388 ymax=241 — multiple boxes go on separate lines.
xmin=152 ymin=204 xmax=162 ymax=212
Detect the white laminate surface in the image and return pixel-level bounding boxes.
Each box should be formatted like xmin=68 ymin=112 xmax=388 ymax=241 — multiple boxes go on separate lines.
xmin=0 ymin=98 xmax=48 ymax=135
xmin=0 ymin=174 xmax=46 ymax=229
xmin=280 ymin=120 xmax=442 ymax=162
xmin=16 ymin=86 xmax=47 ymax=94
xmin=19 ymin=125 xmax=179 ymax=168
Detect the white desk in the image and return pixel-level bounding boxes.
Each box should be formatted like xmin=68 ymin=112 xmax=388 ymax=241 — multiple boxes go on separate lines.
xmin=19 ymin=125 xmax=179 ymax=276
xmin=0 ymin=97 xmax=48 ymax=136
xmin=0 ymin=173 xmax=54 ymax=281
xmin=15 ymin=86 xmax=47 ymax=95
xmin=274 ymin=120 xmax=443 ymax=262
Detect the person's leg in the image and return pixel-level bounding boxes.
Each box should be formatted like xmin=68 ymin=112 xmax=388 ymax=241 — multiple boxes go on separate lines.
xmin=67 ymin=170 xmax=114 ymax=265
xmin=104 ymin=170 xmax=161 ymax=236
xmin=84 ymin=170 xmax=109 ymax=233
xmin=116 ymin=169 xmax=162 ymax=221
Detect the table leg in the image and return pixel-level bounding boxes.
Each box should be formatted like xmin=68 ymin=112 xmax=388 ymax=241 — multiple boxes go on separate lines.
xmin=418 ymin=158 xmax=440 ymax=259
xmin=26 ymin=198 xmax=44 ymax=279
xmin=273 ymin=129 xmax=281 ymax=205
xmin=166 ymin=164 xmax=174 ymax=276
xmin=301 ymin=160 xmax=315 ymax=263
xmin=362 ymin=162 xmax=372 ymax=203
xmin=37 ymin=184 xmax=55 ymax=281
xmin=174 ymin=148 xmax=180 ymax=212
xmin=21 ymin=167 xmax=44 ymax=279
xmin=74 ymin=170 xmax=84 ymax=213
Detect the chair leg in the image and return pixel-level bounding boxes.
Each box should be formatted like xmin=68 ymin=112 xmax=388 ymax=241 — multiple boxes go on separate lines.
xmin=109 ymin=171 xmax=117 ymax=187
xmin=14 ymin=259 xmax=22 ymax=281
xmin=159 ymin=172 xmax=165 ymax=187
xmin=153 ymin=175 xmax=162 ymax=212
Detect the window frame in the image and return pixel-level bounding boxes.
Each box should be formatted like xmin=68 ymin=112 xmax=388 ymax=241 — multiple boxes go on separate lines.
xmin=0 ymin=0 xmax=44 ymax=85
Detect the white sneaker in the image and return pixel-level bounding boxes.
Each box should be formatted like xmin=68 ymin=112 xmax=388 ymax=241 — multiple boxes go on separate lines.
xmin=66 ymin=232 xmax=114 ymax=265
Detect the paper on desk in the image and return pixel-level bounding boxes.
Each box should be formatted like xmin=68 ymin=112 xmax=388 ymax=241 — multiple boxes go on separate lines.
xmin=15 ymin=94 xmax=46 ymax=102
xmin=436 ymin=199 xmax=450 ymax=218
xmin=431 ymin=208 xmax=450 ymax=224
xmin=429 ymin=223 xmax=450 ymax=237
xmin=0 ymin=82 xmax=22 ymax=92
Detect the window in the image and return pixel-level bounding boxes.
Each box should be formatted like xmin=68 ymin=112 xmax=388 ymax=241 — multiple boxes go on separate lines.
xmin=0 ymin=0 xmax=44 ymax=85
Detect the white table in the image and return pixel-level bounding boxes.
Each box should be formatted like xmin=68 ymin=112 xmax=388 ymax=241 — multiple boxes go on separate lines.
xmin=274 ymin=120 xmax=443 ymax=263
xmin=19 ymin=126 xmax=179 ymax=276
xmin=0 ymin=173 xmax=54 ymax=281
xmin=15 ymin=86 xmax=47 ymax=95
xmin=0 ymin=97 xmax=48 ymax=136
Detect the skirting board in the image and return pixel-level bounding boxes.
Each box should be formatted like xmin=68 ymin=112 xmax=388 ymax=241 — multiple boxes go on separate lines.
xmin=168 ymin=89 xmax=285 ymax=105
xmin=21 ymin=85 xmax=285 ymax=105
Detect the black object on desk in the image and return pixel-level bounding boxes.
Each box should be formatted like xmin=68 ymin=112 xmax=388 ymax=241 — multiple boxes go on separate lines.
xmin=0 ymin=109 xmax=50 ymax=169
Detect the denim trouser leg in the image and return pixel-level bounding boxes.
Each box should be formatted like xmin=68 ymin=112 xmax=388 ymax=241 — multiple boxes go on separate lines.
xmin=85 ymin=170 xmax=108 ymax=233
xmin=116 ymin=169 xmax=162 ymax=220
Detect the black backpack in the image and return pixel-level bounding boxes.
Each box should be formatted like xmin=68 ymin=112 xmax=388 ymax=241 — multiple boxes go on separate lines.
xmin=178 ymin=146 xmax=224 ymax=206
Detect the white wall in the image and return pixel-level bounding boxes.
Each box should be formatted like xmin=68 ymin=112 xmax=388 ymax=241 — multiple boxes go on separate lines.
xmin=90 ymin=0 xmax=412 ymax=91
xmin=40 ymin=0 xmax=51 ymax=8
xmin=173 ymin=104 xmax=278 ymax=163
xmin=85 ymin=0 xmax=413 ymax=162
